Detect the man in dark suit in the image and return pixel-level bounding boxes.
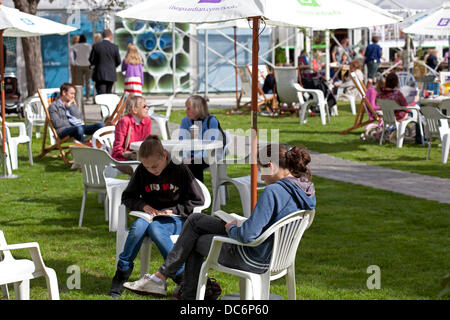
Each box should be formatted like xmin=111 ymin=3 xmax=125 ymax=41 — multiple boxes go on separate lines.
xmin=89 ymin=29 xmax=121 ymax=94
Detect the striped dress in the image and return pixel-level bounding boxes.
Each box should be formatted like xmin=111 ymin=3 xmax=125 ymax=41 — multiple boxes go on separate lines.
xmin=121 ymin=60 xmax=144 ymax=96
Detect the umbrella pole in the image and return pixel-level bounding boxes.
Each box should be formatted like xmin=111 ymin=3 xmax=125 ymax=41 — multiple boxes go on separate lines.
xmin=0 ymin=29 xmax=16 ymax=179
xmin=250 ymin=17 xmax=260 ymax=213
xmin=234 ymin=26 xmax=238 ymax=110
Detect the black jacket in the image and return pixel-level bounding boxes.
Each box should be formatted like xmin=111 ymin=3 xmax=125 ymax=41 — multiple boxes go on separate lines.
xmin=122 ymin=160 xmax=205 ymax=218
xmin=89 ymin=39 xmax=121 ymax=82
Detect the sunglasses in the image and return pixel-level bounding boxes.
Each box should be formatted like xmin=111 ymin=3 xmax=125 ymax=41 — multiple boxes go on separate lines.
xmin=142 ymin=104 xmax=149 ymax=109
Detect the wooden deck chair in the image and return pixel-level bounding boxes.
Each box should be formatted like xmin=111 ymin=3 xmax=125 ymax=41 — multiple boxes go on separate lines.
xmin=36 ymin=88 xmax=73 ymax=164
xmin=233 ymin=65 xmax=276 ymax=113
xmin=339 ymin=72 xmax=379 ymax=134
xmin=104 ymin=92 xmax=132 ymax=126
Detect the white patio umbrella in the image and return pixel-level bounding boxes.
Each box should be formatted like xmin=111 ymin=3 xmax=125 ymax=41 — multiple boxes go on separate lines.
xmin=117 ymin=0 xmax=401 ymax=211
xmin=403 ymin=2 xmax=450 ymax=36
xmin=0 ymin=4 xmax=77 ymax=178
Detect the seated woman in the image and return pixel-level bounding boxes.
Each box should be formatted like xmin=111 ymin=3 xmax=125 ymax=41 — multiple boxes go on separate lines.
xmin=336 ymin=60 xmax=364 ymax=98
xmin=112 ymin=95 xmax=152 ymax=162
xmin=377 ymin=72 xmax=423 ymax=144
xmin=122 ymin=143 xmax=316 ymax=300
xmin=376 ymin=72 xmax=419 ymax=122
xmin=178 ymin=95 xmax=225 ymax=182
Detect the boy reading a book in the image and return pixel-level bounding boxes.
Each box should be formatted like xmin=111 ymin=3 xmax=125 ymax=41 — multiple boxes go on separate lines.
xmin=109 ymin=135 xmax=205 ymax=298
xmin=123 ymin=143 xmax=316 ymax=300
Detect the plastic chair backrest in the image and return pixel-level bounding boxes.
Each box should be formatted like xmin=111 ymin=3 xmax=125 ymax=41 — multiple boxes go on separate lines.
xmin=273 ymin=67 xmax=300 ymax=105
xmin=95 ymin=94 xmax=121 ymax=119
xmin=421 ymin=106 xmax=447 ymax=139
xmin=193 ymin=179 xmax=212 ymax=213
xmin=23 ymin=95 xmax=45 ymax=123
xmin=92 ymin=126 xmax=116 ymax=153
xmin=396 ymin=72 xmax=416 ymax=88
xmin=377 ymin=99 xmax=400 ymax=125
xmin=71 ymin=147 xmax=117 ymax=189
xmin=0 ymin=230 xmax=14 ymax=261
xmin=264 ymin=210 xmax=314 ymax=274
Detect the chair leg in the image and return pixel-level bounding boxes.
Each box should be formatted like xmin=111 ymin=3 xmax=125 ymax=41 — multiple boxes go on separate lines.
xmin=239 ymin=277 xmax=252 ymax=300
xmin=397 ymin=122 xmax=407 ymax=148
xmin=78 ymin=189 xmax=87 ymax=227
xmin=349 ymin=96 xmax=356 ymax=115
xmin=104 ymin=194 xmax=109 ymax=222
xmin=286 ymin=264 xmax=296 ymax=300
xmin=441 ymin=134 xmax=449 ymax=164
xmin=1 ymin=284 xmax=9 ymax=299
xmin=426 ymin=141 xmax=432 ymax=160
xmin=140 ymin=239 xmax=152 ymax=278
xmin=44 ymin=268 xmax=60 ymax=300
xmin=379 ymin=126 xmax=385 ymax=146
xmin=26 ymin=142 xmax=33 ymax=166
xmin=195 ymin=265 xmax=209 ymax=300
xmin=14 ymin=280 xmax=30 ymax=300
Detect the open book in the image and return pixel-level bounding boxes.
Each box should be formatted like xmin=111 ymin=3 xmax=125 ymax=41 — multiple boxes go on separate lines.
xmin=213 ymin=210 xmax=247 ymax=227
xmin=129 ymin=211 xmax=180 ymax=224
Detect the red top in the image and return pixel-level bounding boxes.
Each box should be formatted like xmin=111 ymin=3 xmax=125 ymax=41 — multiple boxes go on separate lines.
xmin=376 ymin=88 xmax=414 ymax=121
xmin=112 ymin=114 xmax=152 ymax=161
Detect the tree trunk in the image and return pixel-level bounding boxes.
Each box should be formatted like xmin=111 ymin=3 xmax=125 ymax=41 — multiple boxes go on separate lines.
xmin=13 ymin=0 xmax=44 ymax=97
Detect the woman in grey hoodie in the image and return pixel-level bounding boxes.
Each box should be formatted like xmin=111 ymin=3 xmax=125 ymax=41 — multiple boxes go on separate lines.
xmin=123 ymin=144 xmax=316 ymax=300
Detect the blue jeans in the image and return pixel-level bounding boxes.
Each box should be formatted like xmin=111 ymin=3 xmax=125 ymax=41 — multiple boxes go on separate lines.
xmin=118 ymin=216 xmax=185 ymax=279
xmin=60 ymin=123 xmax=104 ymax=142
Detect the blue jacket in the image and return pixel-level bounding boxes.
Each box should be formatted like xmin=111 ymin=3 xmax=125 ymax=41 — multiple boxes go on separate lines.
xmin=179 ymin=115 xmax=223 ymax=159
xmin=228 ymin=177 xmax=316 ymax=272
xmin=364 ymin=43 xmax=382 ymax=64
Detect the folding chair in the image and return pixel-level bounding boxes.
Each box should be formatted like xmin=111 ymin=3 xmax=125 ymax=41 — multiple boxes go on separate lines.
xmin=35 ymin=88 xmax=73 ymax=164
xmin=234 ymin=65 xmax=276 ymax=113
xmin=104 ymin=92 xmax=132 ymax=126
xmin=339 ymin=72 xmax=380 ymax=134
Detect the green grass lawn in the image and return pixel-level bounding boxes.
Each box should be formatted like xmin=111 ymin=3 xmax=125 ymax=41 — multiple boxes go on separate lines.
xmin=0 ymin=103 xmax=449 ymax=300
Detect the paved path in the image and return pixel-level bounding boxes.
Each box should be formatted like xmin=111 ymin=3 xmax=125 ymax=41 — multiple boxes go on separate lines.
xmin=83 ymin=101 xmax=450 ymax=205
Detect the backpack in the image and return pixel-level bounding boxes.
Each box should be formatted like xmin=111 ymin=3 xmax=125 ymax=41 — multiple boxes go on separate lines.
xmin=206 ymin=115 xmax=227 ymax=153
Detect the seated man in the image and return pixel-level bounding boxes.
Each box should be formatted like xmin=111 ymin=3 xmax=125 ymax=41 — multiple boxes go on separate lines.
xmin=48 ymin=82 xmax=104 ymax=143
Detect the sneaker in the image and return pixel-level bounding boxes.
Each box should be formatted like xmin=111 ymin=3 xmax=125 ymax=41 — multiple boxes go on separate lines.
xmin=205 ymin=278 xmax=222 ymax=300
xmin=123 ymin=274 xmax=167 ymax=297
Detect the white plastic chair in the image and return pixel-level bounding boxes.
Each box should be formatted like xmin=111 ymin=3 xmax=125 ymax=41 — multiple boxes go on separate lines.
xmin=196 ymin=209 xmax=315 ymax=300
xmin=95 ymin=94 xmax=121 ymax=122
xmin=92 ymin=125 xmax=116 ymax=154
xmin=23 ymin=95 xmax=55 ymax=144
xmin=377 ymin=99 xmax=423 ymax=148
xmin=293 ymin=83 xmax=328 ymax=125
xmin=0 ymin=121 xmax=33 ymax=170
xmin=0 ymin=230 xmax=60 ymax=300
xmin=148 ymin=95 xmax=175 ymax=140
xmin=71 ymin=147 xmax=138 ymax=228
xmin=211 ymin=130 xmax=266 ymax=218
xmin=396 ymin=71 xmax=416 ymax=88
xmin=0 ymin=132 xmax=12 ymax=176
xmin=115 ymin=179 xmax=211 ymax=278
xmin=336 ymin=83 xmax=357 ymax=115
xmin=421 ymin=106 xmax=450 ymax=164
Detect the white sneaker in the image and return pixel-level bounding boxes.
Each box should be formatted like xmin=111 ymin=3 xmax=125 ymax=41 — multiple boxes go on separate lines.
xmin=123 ymin=274 xmax=167 ymax=297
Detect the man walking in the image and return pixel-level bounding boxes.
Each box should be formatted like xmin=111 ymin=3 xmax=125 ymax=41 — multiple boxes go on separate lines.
xmin=89 ymin=29 xmax=121 ymax=94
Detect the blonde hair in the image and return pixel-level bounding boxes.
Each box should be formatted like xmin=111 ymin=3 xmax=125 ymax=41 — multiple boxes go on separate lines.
xmin=125 ymin=43 xmax=143 ymax=65
xmin=125 ymin=95 xmax=145 ymax=114
xmin=186 ymin=95 xmax=209 ymax=120
xmin=94 ymin=33 xmax=102 ymax=44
